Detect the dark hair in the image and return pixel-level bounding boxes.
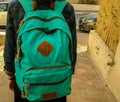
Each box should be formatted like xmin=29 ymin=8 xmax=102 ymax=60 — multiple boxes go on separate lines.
xmin=33 ymin=0 xmax=38 ymax=10
xmin=33 ymin=0 xmax=55 ymax=10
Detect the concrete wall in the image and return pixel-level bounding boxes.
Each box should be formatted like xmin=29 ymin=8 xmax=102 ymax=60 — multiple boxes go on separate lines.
xmin=88 ymin=31 xmax=114 ymax=81
xmin=96 ymin=0 xmax=120 ymax=54
xmin=72 ymin=4 xmax=99 ymax=11
xmin=88 ymin=30 xmax=120 ymax=102
xmin=68 ymin=0 xmax=79 ymax=4
xmin=88 ymin=0 xmax=120 ymax=101
xmin=0 ymin=0 xmax=10 ymax=1
xmin=0 ymin=32 xmax=5 ymax=46
xmin=108 ymin=40 xmax=120 ymax=102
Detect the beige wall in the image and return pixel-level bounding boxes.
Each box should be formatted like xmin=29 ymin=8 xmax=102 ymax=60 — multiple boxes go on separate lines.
xmin=108 ymin=40 xmax=120 ymax=102
xmin=88 ymin=30 xmax=120 ymax=102
xmin=88 ymin=31 xmax=114 ymax=81
xmin=0 ymin=32 xmax=5 ymax=46
xmin=88 ymin=0 xmax=120 ymax=101
xmin=72 ymin=4 xmax=99 ymax=11
xmin=68 ymin=0 xmax=79 ymax=4
xmin=96 ymin=0 xmax=120 ymax=54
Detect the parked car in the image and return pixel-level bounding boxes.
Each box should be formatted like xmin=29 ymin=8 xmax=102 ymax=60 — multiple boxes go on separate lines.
xmin=0 ymin=2 xmax=9 ymax=28
xmin=78 ymin=13 xmax=98 ymax=32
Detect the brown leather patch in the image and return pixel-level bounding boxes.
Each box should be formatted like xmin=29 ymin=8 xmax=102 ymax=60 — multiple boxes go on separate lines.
xmin=42 ymin=92 xmax=57 ymax=100
xmin=37 ymin=41 xmax=53 ymax=56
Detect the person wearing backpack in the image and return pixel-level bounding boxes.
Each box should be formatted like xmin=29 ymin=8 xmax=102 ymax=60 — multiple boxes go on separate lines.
xmin=3 ymin=0 xmax=77 ymax=102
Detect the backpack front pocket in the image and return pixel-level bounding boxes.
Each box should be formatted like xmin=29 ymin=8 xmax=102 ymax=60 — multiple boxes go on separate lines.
xmin=22 ymin=64 xmax=72 ymax=101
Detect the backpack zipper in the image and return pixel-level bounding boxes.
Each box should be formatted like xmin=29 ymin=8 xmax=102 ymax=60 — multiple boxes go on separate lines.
xmin=17 ymin=16 xmax=65 ymax=34
xmin=24 ymin=77 xmax=68 ymax=97
xmin=17 ymin=38 xmax=22 ymax=59
xmin=29 ymin=28 xmax=57 ymax=35
xmin=26 ymin=64 xmax=71 ymax=72
xmin=24 ymin=16 xmax=65 ymax=22
xmin=23 ymin=64 xmax=71 ymax=97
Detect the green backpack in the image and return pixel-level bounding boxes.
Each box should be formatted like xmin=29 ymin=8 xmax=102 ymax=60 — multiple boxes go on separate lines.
xmin=15 ymin=0 xmax=73 ymax=101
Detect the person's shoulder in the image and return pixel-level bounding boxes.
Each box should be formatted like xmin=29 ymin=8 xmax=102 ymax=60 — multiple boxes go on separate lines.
xmin=9 ymin=0 xmax=21 ymax=8
xmin=64 ymin=2 xmax=74 ymax=12
xmin=66 ymin=2 xmax=74 ymax=9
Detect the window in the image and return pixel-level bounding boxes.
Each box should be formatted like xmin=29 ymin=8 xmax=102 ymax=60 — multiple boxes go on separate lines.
xmin=0 ymin=3 xmax=8 ymax=12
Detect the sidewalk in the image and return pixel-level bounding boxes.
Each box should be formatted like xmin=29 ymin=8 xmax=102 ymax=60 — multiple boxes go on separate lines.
xmin=0 ymin=32 xmax=117 ymax=102
xmin=68 ymin=32 xmax=117 ymax=102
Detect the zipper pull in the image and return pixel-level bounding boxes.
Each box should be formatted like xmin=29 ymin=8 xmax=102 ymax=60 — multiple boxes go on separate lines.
xmin=21 ymin=83 xmax=30 ymax=98
xmin=21 ymin=84 xmax=26 ymax=99
xmin=26 ymin=84 xmax=30 ymax=97
xmin=16 ymin=19 xmax=24 ymax=34
xmin=17 ymin=38 xmax=21 ymax=59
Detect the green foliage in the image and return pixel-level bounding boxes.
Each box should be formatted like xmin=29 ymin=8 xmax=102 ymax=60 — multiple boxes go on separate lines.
xmin=107 ymin=54 xmax=115 ymax=67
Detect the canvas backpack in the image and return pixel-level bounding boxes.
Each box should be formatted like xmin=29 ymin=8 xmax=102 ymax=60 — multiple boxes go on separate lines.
xmin=15 ymin=0 xmax=73 ymax=101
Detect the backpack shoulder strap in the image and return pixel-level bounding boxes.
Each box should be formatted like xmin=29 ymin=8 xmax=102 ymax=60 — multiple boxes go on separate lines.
xmin=18 ymin=0 xmax=34 ymax=12
xmin=55 ymin=0 xmax=67 ymax=13
xmin=18 ymin=0 xmax=67 ymax=12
